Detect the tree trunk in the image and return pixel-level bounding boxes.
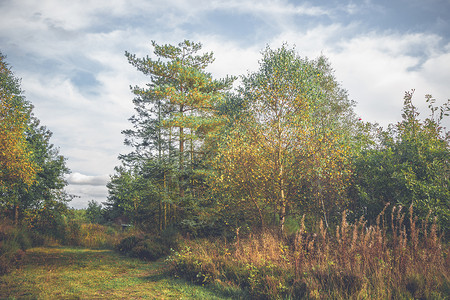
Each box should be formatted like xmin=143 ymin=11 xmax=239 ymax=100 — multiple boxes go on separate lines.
xmin=179 ymin=104 xmax=184 ymax=198
xmin=158 ymin=101 xmax=162 ymax=232
xmin=14 ymin=204 xmax=19 ymax=225
xmin=279 ymin=201 xmax=286 ymax=236
xmin=190 ymin=133 xmax=194 ymax=198
xmin=249 ymin=193 xmax=265 ymax=229
xmin=315 ymin=129 xmax=329 ymax=228
xmin=318 ymin=178 xmax=329 ymax=228
xmin=279 ymin=164 xmax=286 ymax=236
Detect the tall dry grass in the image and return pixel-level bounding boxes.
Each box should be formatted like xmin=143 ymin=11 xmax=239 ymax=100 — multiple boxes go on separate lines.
xmin=169 ymin=205 xmax=449 ymax=299
xmin=69 ymin=223 xmax=138 ymax=249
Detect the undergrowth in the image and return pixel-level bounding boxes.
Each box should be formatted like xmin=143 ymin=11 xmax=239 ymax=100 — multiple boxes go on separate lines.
xmin=0 ymin=220 xmax=29 ymax=275
xmin=68 ymin=222 xmax=128 ymax=249
xmin=0 ymin=218 xmax=132 ymax=275
xmin=116 ymin=227 xmax=180 ymax=261
xmin=169 ymin=205 xmax=449 ymax=299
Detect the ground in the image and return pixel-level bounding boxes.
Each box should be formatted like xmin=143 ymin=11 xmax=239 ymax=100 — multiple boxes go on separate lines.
xmin=0 ymin=246 xmax=235 ymax=299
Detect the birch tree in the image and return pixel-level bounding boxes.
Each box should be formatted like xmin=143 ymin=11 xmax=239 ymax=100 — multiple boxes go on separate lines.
xmin=214 ymin=45 xmax=356 ymax=233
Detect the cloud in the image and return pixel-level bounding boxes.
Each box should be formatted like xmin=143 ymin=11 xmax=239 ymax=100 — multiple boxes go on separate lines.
xmin=65 ymin=172 xmax=110 ymax=208
xmin=212 ymin=0 xmax=330 ymax=17
xmin=328 ymin=32 xmax=450 ymax=128
xmin=66 ymin=172 xmax=109 ymax=186
xmin=2 ymin=0 xmax=449 ymax=209
xmin=262 ymin=25 xmax=450 ymax=128
xmin=66 ymin=183 xmax=108 ymax=209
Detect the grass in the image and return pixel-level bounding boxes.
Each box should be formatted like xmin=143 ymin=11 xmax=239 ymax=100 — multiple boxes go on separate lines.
xmin=169 ymin=205 xmax=450 ymax=299
xmin=0 ymin=246 xmax=243 ymax=299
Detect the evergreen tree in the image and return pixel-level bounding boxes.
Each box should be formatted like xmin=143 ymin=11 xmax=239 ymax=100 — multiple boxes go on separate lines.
xmin=108 ymin=40 xmax=235 ymax=230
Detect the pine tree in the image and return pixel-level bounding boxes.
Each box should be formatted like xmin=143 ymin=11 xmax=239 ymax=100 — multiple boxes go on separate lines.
xmin=111 ymin=40 xmax=235 ymax=230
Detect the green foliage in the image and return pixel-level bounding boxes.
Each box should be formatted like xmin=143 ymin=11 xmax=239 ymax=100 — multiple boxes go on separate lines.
xmin=0 ymin=53 xmax=71 ymax=243
xmin=116 ymin=235 xmax=143 ymax=254
xmin=0 ymin=220 xmax=30 ymax=275
xmin=113 ymin=41 xmax=449 ymax=240
xmin=105 ymin=165 xmax=161 ymax=229
xmin=108 ymin=40 xmax=235 ymax=232
xmin=0 ymin=53 xmax=38 ymax=205
xmin=130 ymin=238 xmax=168 ymax=261
xmin=76 ymin=223 xmax=122 ymax=249
xmin=170 ymin=208 xmax=449 ymax=299
xmin=353 ymin=90 xmax=450 ymax=230
xmin=85 ymin=200 xmax=105 ymax=224
xmin=116 ymin=228 xmax=180 ymax=261
xmin=211 ymin=44 xmax=358 ymax=233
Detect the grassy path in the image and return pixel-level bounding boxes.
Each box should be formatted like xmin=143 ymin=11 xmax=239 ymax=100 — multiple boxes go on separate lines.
xmin=0 ymin=247 xmax=235 ymax=299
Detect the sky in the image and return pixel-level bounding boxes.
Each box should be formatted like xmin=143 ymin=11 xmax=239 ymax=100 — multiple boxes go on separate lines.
xmin=1 ymin=0 xmax=449 ymax=208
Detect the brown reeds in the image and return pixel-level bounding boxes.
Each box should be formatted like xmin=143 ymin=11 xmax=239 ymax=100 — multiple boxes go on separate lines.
xmin=170 ymin=206 xmax=449 ymax=299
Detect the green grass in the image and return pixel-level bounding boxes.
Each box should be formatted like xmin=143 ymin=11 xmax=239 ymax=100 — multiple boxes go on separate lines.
xmin=0 ymin=246 xmax=242 ymax=299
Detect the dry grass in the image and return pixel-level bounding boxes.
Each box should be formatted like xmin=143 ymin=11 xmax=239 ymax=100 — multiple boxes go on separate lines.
xmin=170 ymin=205 xmax=449 ymax=299
xmin=77 ymin=223 xmax=125 ymax=249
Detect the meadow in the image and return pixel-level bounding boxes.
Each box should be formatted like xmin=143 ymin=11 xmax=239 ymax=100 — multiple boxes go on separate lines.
xmin=0 ymin=206 xmax=448 ymax=299
xmin=2 ymin=40 xmax=449 ymax=299
xmin=0 ymin=246 xmax=243 ymax=299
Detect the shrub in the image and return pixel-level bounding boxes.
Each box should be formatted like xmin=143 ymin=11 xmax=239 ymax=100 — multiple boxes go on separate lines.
xmin=116 ymin=235 xmax=143 ymax=254
xmin=130 ymin=238 xmax=168 ymax=261
xmin=13 ymin=227 xmax=31 ymax=250
xmin=78 ymin=223 xmax=122 ymax=249
xmin=0 ymin=220 xmax=31 ymax=275
xmin=64 ymin=220 xmax=82 ymax=246
xmin=169 ymin=206 xmax=450 ymax=299
xmin=116 ymin=228 xmax=181 ymax=261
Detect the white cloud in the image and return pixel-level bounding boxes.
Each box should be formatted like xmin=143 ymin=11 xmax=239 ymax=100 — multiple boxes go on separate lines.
xmin=66 ymin=172 xmax=109 ymax=186
xmin=329 ymin=33 xmax=450 ymax=128
xmin=421 ymin=51 xmax=450 ymax=90
xmin=260 ymin=26 xmax=450 ymax=128
xmin=66 ymin=184 xmax=108 ymax=209
xmin=2 ymin=0 xmax=449 ymax=208
xmin=200 ymin=37 xmax=261 ymax=78
xmin=65 ymin=173 xmax=109 ymax=208
xmin=211 ymin=0 xmax=330 ymax=17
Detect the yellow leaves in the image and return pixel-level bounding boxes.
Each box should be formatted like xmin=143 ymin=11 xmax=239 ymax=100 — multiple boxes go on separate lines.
xmin=0 ymin=96 xmax=38 ymax=189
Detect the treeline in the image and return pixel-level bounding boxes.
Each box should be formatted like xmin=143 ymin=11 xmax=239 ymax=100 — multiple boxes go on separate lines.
xmin=1 ymin=41 xmax=448 ymax=297
xmin=103 ymin=40 xmax=449 ymax=237
xmin=0 ymin=53 xmax=75 ymax=273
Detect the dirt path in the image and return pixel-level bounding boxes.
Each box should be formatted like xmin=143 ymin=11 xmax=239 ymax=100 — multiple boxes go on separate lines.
xmin=0 ymin=247 xmax=232 ymax=299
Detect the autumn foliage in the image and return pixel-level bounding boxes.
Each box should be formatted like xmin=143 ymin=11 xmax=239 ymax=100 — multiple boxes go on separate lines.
xmin=0 ymin=94 xmax=37 ymax=189
xmin=1 ymin=53 xmax=72 ymax=275
xmin=170 ymin=206 xmax=449 ymax=299
xmin=0 ymin=60 xmax=37 ymax=190
xmin=107 ymin=40 xmax=449 ymax=298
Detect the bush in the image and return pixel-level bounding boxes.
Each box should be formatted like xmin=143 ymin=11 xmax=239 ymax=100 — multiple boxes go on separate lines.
xmin=54 ymin=220 xmax=126 ymax=249
xmin=116 ymin=228 xmax=180 ymax=261
xmin=170 ymin=244 xmax=217 ymax=285
xmin=116 ymin=235 xmax=143 ymax=254
xmin=78 ymin=223 xmax=122 ymax=249
xmin=64 ymin=220 xmax=82 ymax=246
xmin=0 ymin=247 xmax=25 ymax=275
xmin=169 ymin=207 xmax=450 ymax=299
xmin=14 ymin=227 xmax=31 ymax=250
xmin=0 ymin=221 xmax=31 ymax=275
xmin=130 ymin=239 xmax=168 ymax=261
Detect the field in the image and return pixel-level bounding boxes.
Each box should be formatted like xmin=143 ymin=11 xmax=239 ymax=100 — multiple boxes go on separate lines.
xmin=0 ymin=246 xmax=243 ymax=299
